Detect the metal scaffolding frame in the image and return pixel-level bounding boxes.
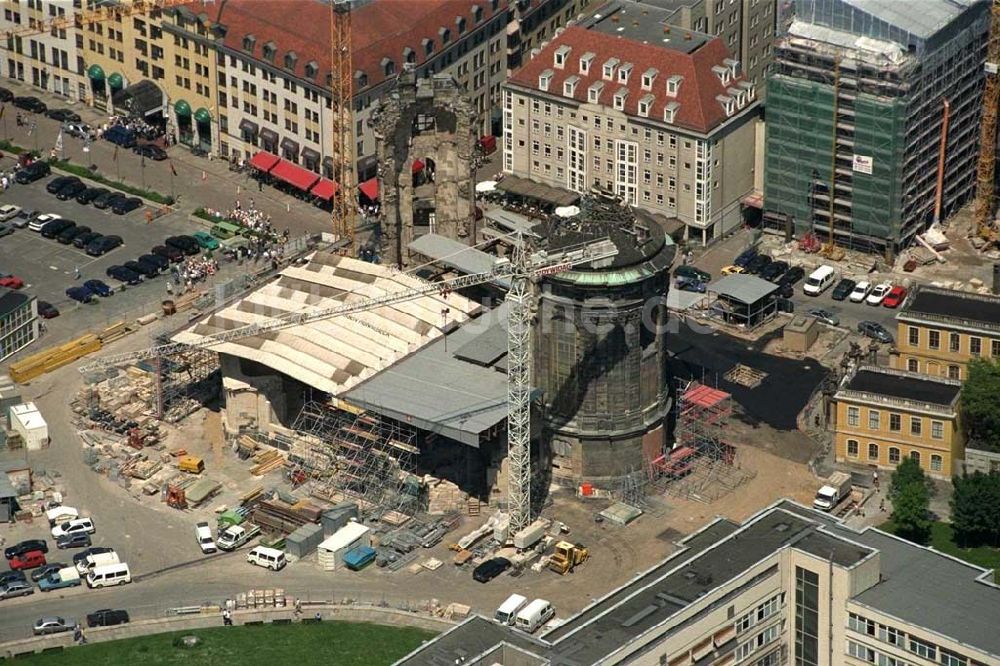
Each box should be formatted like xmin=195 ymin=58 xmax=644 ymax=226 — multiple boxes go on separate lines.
xmin=647 ymin=380 xmax=755 ymax=503
xmin=288 ymin=401 xmax=420 ymax=519
xmin=152 ymin=343 xmax=220 ymax=423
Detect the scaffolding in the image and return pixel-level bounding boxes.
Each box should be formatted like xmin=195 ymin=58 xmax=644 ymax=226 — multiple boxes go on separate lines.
xmin=288 ymin=401 xmax=420 ymax=519
xmin=647 ymin=381 xmax=755 ymax=503
xmin=152 ymin=344 xmax=220 ymax=423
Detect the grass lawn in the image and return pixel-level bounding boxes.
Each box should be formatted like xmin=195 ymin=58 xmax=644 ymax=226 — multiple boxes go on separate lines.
xmin=879 ymin=519 xmax=1000 ymax=580
xmin=16 ymin=621 xmax=436 ymax=666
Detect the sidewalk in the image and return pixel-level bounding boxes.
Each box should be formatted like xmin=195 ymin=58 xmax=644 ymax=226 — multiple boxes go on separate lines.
xmin=0 ymin=79 xmax=332 ymax=238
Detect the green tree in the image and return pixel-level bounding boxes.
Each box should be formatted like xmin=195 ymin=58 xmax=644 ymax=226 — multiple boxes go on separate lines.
xmin=890 ymin=458 xmax=932 ymax=543
xmin=951 ymin=471 xmax=1000 ymax=547
xmin=961 ymin=359 xmax=1000 ymax=453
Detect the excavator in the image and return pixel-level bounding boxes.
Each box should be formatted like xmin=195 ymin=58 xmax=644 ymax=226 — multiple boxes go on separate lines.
xmin=548 ymin=541 xmax=589 ymax=574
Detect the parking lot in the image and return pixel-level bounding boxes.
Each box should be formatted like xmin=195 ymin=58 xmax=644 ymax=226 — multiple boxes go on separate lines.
xmin=0 ymin=171 xmax=238 ymax=352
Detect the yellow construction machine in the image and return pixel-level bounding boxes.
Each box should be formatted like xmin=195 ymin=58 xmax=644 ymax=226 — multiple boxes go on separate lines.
xmin=548 ymin=541 xmax=590 ymax=574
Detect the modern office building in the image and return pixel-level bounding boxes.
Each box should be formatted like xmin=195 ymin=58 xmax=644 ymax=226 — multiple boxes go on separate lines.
xmin=763 ymin=0 xmax=990 ymax=256
xmin=0 ymin=0 xmax=85 ymax=102
xmin=832 ymin=365 xmax=964 ymax=478
xmin=892 ymin=285 xmax=1000 ymax=381
xmin=0 ymin=290 xmax=39 ymax=363
xmin=502 ymin=23 xmax=760 ymax=243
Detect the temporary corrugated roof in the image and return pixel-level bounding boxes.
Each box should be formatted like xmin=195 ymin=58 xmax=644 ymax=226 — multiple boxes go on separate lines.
xmin=839 ymin=0 xmax=972 ymax=39
xmin=10 ymin=403 xmax=46 ymax=432
xmin=173 ymin=252 xmax=481 ymax=397
xmin=318 ymin=521 xmax=370 ymax=552
xmin=707 ymin=275 xmax=778 ymax=304
xmin=408 ymin=233 xmax=511 ymax=289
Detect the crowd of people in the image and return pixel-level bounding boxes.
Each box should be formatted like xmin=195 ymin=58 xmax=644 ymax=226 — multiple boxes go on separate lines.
xmin=101 ymin=114 xmax=166 ymax=142
xmin=201 ymin=199 xmax=290 ymax=245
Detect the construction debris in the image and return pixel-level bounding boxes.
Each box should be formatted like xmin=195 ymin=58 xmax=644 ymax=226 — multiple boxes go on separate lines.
xmin=250 ymin=449 xmax=287 ymax=476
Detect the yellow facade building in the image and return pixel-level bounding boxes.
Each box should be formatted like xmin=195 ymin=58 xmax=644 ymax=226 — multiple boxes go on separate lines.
xmin=833 ymin=365 xmax=963 ymax=478
xmin=892 ymin=285 xmax=1000 ymax=381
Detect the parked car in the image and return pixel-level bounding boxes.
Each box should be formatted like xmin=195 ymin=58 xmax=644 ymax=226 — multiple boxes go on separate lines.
xmin=5 ymin=539 xmax=49 ymax=559
xmin=56 ymin=532 xmax=92 ymax=549
xmin=112 ymin=197 xmax=143 ymax=215
xmin=675 ymin=277 xmax=706 ymax=293
xmin=10 ymin=550 xmax=47 ymax=570
xmin=66 ymin=286 xmax=94 ymax=304
xmin=37 ymin=301 xmax=60 ymax=319
xmin=92 ymin=190 xmax=122 ymax=209
xmin=0 ymin=580 xmax=34 ymax=600
xmin=192 ymin=230 xmax=220 ymax=250
xmin=101 ymin=193 xmax=128 ymax=211
xmin=882 ymin=286 xmax=907 ymax=308
xmin=866 ymin=282 xmax=893 ymax=306
xmin=73 ymin=231 xmax=102 ymax=249
xmin=86 ymin=609 xmax=130 ymax=628
xmin=56 ymin=180 xmax=88 ymax=201
xmin=14 ymin=161 xmax=50 ymax=184
xmin=10 ymin=209 xmax=36 ymax=228
xmin=0 ymin=223 xmax=13 ymax=238
xmin=0 ymin=275 xmax=24 ymax=289
xmin=84 ymin=279 xmax=113 ymax=297
xmin=0 ymin=87 xmax=12 ymax=102
xmin=831 ymin=278 xmax=857 ymax=301
xmin=106 ymin=265 xmax=142 ymax=285
xmin=86 ymin=234 xmax=123 ymax=256
xmin=674 ymin=265 xmax=711 ymax=283
xmin=40 ymin=219 xmax=75 ymax=239
xmin=759 ymin=260 xmax=789 ymax=282
xmin=135 ymin=143 xmax=168 ymax=160
xmin=0 ymin=570 xmax=26 ymax=586
xmin=733 ymin=247 xmax=759 ymax=268
xmin=473 ymin=557 xmax=511 ymax=583
xmin=0 ymin=204 xmax=22 ymax=222
xmin=138 ymin=253 xmax=169 ymax=271
xmin=720 ymin=264 xmax=745 ymax=275
xmin=195 ymin=522 xmax=217 ymax=554
xmin=13 ymin=96 xmax=46 ymax=113
xmin=63 ymin=121 xmax=94 ymax=139
xmin=746 ymin=254 xmax=772 ymax=274
xmin=102 ymin=125 xmax=136 ymax=148
xmin=45 ymin=108 xmax=81 ymax=122
xmin=166 ymin=235 xmax=200 ymax=255
xmin=152 ymin=244 xmax=184 ymax=262
xmin=51 ymin=517 xmax=95 ymax=538
xmin=858 ymin=321 xmax=893 ymax=343
xmin=76 ymin=187 xmax=108 ymax=205
xmin=31 ymin=215 xmax=65 ymax=235
xmin=849 ymin=281 xmax=872 ymax=303
xmin=125 ymin=260 xmax=158 ymax=279
xmin=806 ymin=308 xmax=840 ymax=327
xmin=33 ymin=616 xmax=72 ymax=635
xmin=57 ymin=224 xmax=91 ymax=244
xmin=778 ymin=266 xmax=805 ymax=287
xmin=72 ymin=547 xmax=113 ymax=569
xmin=46 ymin=176 xmax=77 ymax=194
xmin=30 ymin=563 xmax=66 ymax=583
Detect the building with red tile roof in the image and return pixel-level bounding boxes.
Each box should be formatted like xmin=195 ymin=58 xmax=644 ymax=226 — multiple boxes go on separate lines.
xmin=501 ymin=23 xmax=761 ymax=244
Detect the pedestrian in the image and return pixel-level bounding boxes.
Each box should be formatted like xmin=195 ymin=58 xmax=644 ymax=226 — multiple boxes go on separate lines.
xmin=872 ymin=470 xmax=879 ymax=491
xmin=74 ymin=266 xmax=81 ymax=280
xmin=222 ymin=609 xmax=232 ymax=626
xmin=294 ymin=599 xmax=302 ymax=617
xmin=258 ymin=179 xmax=263 ymax=192
xmin=314 ymin=612 xmax=322 ymax=622
xmin=879 ymin=499 xmax=886 ymax=513
xmin=166 ymin=282 xmax=173 ymax=296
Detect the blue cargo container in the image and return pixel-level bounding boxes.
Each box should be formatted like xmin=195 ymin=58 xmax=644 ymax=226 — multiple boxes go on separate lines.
xmin=343 ymin=545 xmax=376 ymax=571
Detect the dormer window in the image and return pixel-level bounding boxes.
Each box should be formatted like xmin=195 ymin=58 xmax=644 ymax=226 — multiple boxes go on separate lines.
xmin=439 ymin=27 xmax=451 ymax=44
xmin=728 ymin=87 xmax=745 ymax=108
xmin=617 ymin=62 xmax=632 ymax=84
xmin=579 ymin=52 xmax=595 ymax=75
xmin=641 ymin=68 xmax=658 ymax=91
xmin=637 ymin=93 xmax=654 ymax=118
xmin=382 ymin=57 xmax=395 ymax=77
xmin=355 ymin=70 xmax=368 ymax=88
xmin=422 ymin=37 xmax=434 ymax=56
xmin=554 ymin=44 xmax=571 ymax=70
xmin=304 ymin=61 xmax=318 ymax=79
xmin=262 ymin=41 xmax=276 ymax=62
xmin=613 ymin=87 xmax=628 ymax=111
xmin=588 ymin=81 xmax=604 ymax=103
xmin=663 ymin=101 xmax=679 ymax=124
xmin=472 ymin=5 xmax=483 ymax=23
xmin=563 ymin=75 xmax=579 ymax=97
xmin=538 ymin=69 xmax=553 ymax=92
xmin=666 ymin=74 xmax=683 ymax=97
xmin=724 ymin=57 xmax=739 ymax=77
xmin=284 ymin=51 xmax=298 ymax=71
xmin=738 ymin=80 xmax=755 ymax=101
xmin=242 ymin=34 xmax=256 ymax=52
xmin=712 ymin=65 xmax=730 ymax=86
xmin=602 ymin=58 xmax=619 ymax=80
xmin=717 ymin=94 xmax=735 ymax=117
xmin=403 ymin=46 xmax=415 ymax=64
xmin=456 ymin=16 xmax=466 ymax=34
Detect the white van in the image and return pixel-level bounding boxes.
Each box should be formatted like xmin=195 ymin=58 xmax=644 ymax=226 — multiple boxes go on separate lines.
xmin=77 ymin=551 xmax=119 ymax=575
xmin=803 ymin=265 xmax=836 ymax=296
xmin=86 ymin=563 xmax=131 ymax=588
xmin=494 ymin=593 xmax=528 ymax=625
xmin=515 ymin=599 xmax=555 ymax=634
xmin=247 ymin=546 xmax=287 ymax=571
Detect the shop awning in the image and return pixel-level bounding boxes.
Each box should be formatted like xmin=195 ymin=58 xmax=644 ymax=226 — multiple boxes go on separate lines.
xmin=411 ymin=159 xmax=425 ymax=174
xmin=194 ymin=107 xmax=211 ymax=124
xmin=280 ymin=137 xmax=300 ymax=155
xmin=175 ymin=99 xmax=192 ymax=117
xmin=301 ymin=147 xmax=321 ymax=163
xmin=87 ymin=64 xmax=105 ymax=80
xmin=108 ymin=73 xmax=124 ymax=90
xmin=249 ymin=150 xmax=280 ymax=172
xmin=359 ymin=177 xmax=379 ymax=201
xmin=238 ymin=118 xmax=258 ymax=135
xmin=112 ymin=79 xmax=164 ymax=117
xmin=310 ymin=178 xmax=340 ymax=201
xmin=271 ymin=159 xmax=319 ymax=191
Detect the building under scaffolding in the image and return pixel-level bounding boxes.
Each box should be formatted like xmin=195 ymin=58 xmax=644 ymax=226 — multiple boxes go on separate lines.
xmin=763 ymin=0 xmax=990 ymax=255
xmin=647 ymin=381 xmax=754 ymax=502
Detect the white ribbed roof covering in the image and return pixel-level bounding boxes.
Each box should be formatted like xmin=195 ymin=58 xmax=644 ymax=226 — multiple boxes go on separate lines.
xmin=173 ymin=251 xmax=482 ymax=396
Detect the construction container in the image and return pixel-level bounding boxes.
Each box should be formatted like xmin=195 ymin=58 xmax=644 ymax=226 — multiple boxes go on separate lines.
xmin=9 ymin=403 xmax=48 ymax=450
xmin=320 ymin=502 xmax=359 ymax=538
xmin=317 ymin=521 xmax=371 ymax=571
xmin=285 ymin=522 xmax=324 ymax=559
xmin=513 ymin=519 xmax=548 ymax=549
xmin=343 ymin=546 xmax=377 ymax=571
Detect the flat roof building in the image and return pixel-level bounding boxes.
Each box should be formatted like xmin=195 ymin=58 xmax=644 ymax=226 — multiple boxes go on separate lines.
xmin=397 ymin=500 xmax=1000 ymax=665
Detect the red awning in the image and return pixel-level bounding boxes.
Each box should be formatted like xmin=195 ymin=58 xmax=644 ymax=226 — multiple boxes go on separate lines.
xmin=249 ymin=151 xmax=280 ymax=172
xmin=411 ymin=159 xmax=425 ymax=174
xmin=310 ymin=178 xmax=340 ymax=201
xmin=270 ymin=159 xmax=320 ymax=192
xmin=359 ymin=177 xmax=379 ymax=200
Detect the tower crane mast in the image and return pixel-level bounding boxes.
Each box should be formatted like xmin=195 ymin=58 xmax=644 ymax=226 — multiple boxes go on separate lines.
xmin=81 ymin=236 xmax=618 ymax=532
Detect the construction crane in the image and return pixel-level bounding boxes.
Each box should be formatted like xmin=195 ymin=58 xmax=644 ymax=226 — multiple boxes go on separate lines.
xmin=974 ymin=0 xmax=1000 ymax=241
xmin=328 ymin=0 xmax=356 ymax=247
xmin=2 ymin=0 xmax=192 ymax=39
xmin=81 ymin=235 xmax=619 ymax=533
